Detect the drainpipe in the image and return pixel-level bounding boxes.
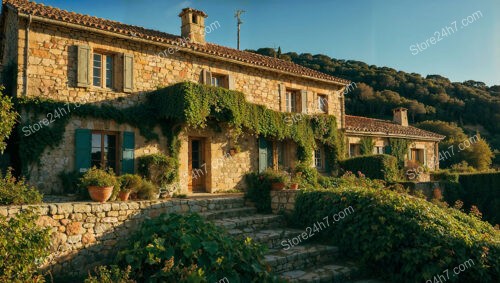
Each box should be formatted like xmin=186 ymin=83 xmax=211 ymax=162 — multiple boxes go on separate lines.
xmin=23 ymin=15 xmax=32 ymax=97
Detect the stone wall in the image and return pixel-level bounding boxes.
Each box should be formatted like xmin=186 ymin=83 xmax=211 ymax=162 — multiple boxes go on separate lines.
xmin=271 ymin=190 xmax=299 ymax=214
xmin=0 ymin=196 xmax=245 ymax=278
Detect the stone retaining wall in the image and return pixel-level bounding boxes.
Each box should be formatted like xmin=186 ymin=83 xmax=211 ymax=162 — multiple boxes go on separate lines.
xmin=0 ymin=196 xmax=244 ymax=278
xmin=271 ymin=190 xmax=299 ymax=214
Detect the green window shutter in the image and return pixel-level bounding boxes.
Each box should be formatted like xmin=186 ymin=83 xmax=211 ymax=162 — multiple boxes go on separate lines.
xmin=123 ymin=53 xmax=134 ymax=92
xmin=77 ymin=45 xmax=91 ymax=87
xmin=301 ymin=90 xmax=308 ymax=113
xmin=75 ymin=129 xmax=91 ymax=173
xmin=258 ymin=137 xmax=268 ymax=173
xmin=121 ymin=131 xmax=135 ymax=174
xmin=384 ymin=145 xmax=392 ymax=154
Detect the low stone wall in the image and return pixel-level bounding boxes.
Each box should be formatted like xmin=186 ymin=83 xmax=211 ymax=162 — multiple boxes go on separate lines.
xmin=0 ymin=196 xmax=244 ymax=278
xmin=271 ymin=190 xmax=299 ymax=214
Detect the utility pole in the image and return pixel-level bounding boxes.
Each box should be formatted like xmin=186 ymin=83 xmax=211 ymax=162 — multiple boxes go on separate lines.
xmin=235 ymin=10 xmax=245 ymax=50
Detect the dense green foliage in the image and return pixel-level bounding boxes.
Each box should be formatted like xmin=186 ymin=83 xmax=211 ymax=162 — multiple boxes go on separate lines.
xmin=291 ymin=188 xmax=500 ymax=282
xmin=120 ymin=174 xmax=143 ymax=193
xmin=442 ymin=172 xmax=500 ymax=225
xmin=0 ymin=169 xmax=42 ymax=205
xmin=389 ymin=138 xmax=412 ymax=167
xmin=148 ymin=82 xmax=342 ymax=164
xmin=137 ymin=153 xmax=179 ymax=187
xmin=0 ymin=210 xmax=51 ymax=282
xmin=0 ymin=87 xmax=17 ymax=154
xmin=339 ymin=154 xmax=398 ymax=181
xmin=117 ymin=213 xmax=275 ymax=282
xmin=85 ymin=266 xmax=135 ymax=283
xmin=135 ymin=179 xmax=158 ymax=200
xmin=244 ymin=172 xmax=272 ymax=213
xmin=79 ymin=167 xmax=118 ymax=188
xmin=248 ymin=48 xmax=500 ymax=151
xmin=359 ymin=137 xmax=374 ymax=155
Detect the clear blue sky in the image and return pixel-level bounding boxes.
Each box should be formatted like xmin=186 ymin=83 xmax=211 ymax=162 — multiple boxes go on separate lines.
xmin=25 ymin=0 xmax=500 ymax=85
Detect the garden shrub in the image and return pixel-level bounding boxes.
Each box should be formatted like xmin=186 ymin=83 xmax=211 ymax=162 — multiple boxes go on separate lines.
xmin=120 ymin=174 xmax=143 ymax=193
xmin=457 ymin=172 xmax=500 ymax=225
xmin=244 ymin=172 xmax=272 ymax=213
xmin=0 ymin=210 xmax=50 ymax=282
xmin=0 ymin=169 xmax=42 ymax=205
xmin=294 ymin=161 xmax=319 ymax=188
xmin=0 ymin=87 xmax=18 ymax=153
xmin=117 ymin=213 xmax=275 ymax=282
xmin=58 ymin=170 xmax=83 ymax=194
xmin=138 ymin=153 xmax=178 ymax=188
xmin=339 ymin=154 xmax=398 ymax=181
xmin=135 ymin=179 xmax=158 ymax=200
xmin=291 ymin=188 xmax=500 ymax=282
xmin=85 ymin=265 xmax=135 ymax=283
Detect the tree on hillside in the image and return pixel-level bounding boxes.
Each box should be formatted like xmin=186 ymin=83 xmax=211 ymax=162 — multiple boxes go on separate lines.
xmin=0 ymin=87 xmax=17 ymax=154
xmin=464 ymin=134 xmax=494 ymax=171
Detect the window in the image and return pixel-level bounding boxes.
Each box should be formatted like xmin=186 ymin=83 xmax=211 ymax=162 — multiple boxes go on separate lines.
xmin=373 ymin=146 xmax=384 ymax=154
xmin=318 ymin=94 xmax=328 ymax=113
xmin=285 ymin=90 xmax=299 ymax=113
xmin=91 ymin=131 xmax=118 ymax=173
xmin=410 ymin=148 xmax=424 ymax=163
xmin=192 ymin=15 xmax=198 ymax=24
xmin=210 ymin=74 xmax=228 ymax=88
xmin=277 ymin=141 xmax=291 ymax=169
xmin=315 ymin=148 xmax=325 ymax=170
xmin=93 ymin=53 xmax=114 ymax=88
xmin=349 ymin=144 xmax=361 ymax=157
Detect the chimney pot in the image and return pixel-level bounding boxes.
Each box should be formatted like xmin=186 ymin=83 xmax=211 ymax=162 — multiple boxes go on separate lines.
xmin=393 ymin=107 xmax=408 ymax=127
xmin=179 ymin=8 xmax=208 ymax=44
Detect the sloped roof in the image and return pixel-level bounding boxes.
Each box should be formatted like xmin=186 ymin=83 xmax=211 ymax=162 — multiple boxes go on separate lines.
xmin=345 ymin=115 xmax=445 ymax=141
xmin=3 ymin=0 xmax=349 ymax=85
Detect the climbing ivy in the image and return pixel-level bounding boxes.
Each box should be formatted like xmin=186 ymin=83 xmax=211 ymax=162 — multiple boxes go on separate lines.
xmin=16 ymin=82 xmax=342 ymax=174
xmin=389 ymin=138 xmax=413 ymax=167
xmin=359 ymin=137 xmax=374 ymax=155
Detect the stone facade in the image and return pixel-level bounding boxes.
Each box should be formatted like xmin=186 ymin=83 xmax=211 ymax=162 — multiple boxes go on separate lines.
xmin=0 ymin=196 xmax=246 ymax=277
xmin=271 ymin=190 xmax=299 ymax=214
xmin=1 ymin=9 xmax=345 ymax=193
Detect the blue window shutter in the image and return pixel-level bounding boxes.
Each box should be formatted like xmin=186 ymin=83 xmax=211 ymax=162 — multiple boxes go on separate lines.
xmin=122 ymin=131 xmax=135 ymax=174
xmin=384 ymin=145 xmax=391 ymax=154
xmin=258 ymin=137 xmax=268 ymax=173
xmin=75 ymin=129 xmax=91 ymax=173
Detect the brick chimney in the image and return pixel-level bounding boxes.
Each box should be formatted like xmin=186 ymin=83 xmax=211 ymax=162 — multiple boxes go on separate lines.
xmin=179 ymin=8 xmax=208 ymax=44
xmin=393 ymin=107 xmax=408 ymax=127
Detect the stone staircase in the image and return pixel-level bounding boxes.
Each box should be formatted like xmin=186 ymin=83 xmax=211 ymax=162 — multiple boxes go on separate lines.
xmin=200 ymin=196 xmax=381 ymax=283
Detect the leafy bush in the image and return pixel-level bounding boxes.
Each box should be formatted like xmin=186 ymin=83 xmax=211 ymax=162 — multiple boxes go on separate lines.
xmin=85 ymin=265 xmax=135 ymax=283
xmin=339 ymin=154 xmax=398 ymax=181
xmin=294 ymin=161 xmax=319 ymax=188
xmin=0 ymin=169 xmax=42 ymax=205
xmin=0 ymin=87 xmax=17 ymax=153
xmin=457 ymin=172 xmax=500 ymax=225
xmin=138 ymin=153 xmax=178 ymax=187
xmin=244 ymin=172 xmax=272 ymax=213
xmin=291 ymin=188 xmax=500 ymax=282
xmin=120 ymin=174 xmax=143 ymax=193
xmin=80 ymin=167 xmax=117 ymax=188
xmin=135 ymin=179 xmax=158 ymax=200
xmin=117 ymin=213 xmax=275 ymax=282
xmin=0 ymin=210 xmax=50 ymax=282
xmin=58 ymin=170 xmax=83 ymax=194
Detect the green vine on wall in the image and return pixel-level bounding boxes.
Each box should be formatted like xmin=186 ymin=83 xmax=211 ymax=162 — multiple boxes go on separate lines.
xmin=16 ymin=82 xmax=342 ymax=175
xmin=389 ymin=138 xmax=413 ymax=167
xmin=360 ymin=137 xmax=374 ymax=155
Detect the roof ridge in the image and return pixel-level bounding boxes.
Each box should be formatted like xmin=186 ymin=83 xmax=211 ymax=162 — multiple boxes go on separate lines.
xmin=3 ymin=0 xmax=349 ymax=84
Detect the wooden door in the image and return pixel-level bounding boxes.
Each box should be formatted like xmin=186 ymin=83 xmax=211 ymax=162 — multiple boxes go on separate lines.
xmin=188 ymin=138 xmax=206 ymax=192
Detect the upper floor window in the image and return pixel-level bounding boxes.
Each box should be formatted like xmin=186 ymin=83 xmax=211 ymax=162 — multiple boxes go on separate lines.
xmin=314 ymin=147 xmax=325 ymax=170
xmin=318 ymin=94 xmax=328 ymax=113
xmin=285 ymin=90 xmax=299 ymax=113
xmin=93 ymin=53 xmax=114 ymax=88
xmin=211 ymin=74 xmax=229 ymax=88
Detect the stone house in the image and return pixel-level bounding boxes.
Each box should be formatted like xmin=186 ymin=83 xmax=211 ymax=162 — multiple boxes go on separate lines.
xmin=0 ymin=0 xmax=443 ymax=193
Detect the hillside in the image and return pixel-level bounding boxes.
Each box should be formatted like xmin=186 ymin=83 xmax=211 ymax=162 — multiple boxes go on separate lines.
xmin=248 ymin=48 xmax=500 ymax=152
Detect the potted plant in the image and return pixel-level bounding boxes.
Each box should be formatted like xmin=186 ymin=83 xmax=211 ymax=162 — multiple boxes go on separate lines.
xmin=267 ymin=170 xmax=287 ymax=191
xmin=80 ymin=167 xmax=117 ymax=203
xmin=119 ymin=174 xmax=143 ymax=201
xmin=290 ymin=175 xmax=300 ymax=190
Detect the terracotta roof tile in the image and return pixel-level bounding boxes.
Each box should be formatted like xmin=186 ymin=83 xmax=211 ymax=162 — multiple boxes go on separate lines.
xmin=345 ymin=115 xmax=445 ymax=141
xmin=3 ymin=0 xmax=349 ymax=85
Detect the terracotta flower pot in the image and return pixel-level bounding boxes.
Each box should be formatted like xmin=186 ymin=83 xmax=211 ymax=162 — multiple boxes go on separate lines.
xmin=119 ymin=191 xmax=131 ymax=201
xmin=88 ymin=186 xmax=114 ymax=203
xmin=271 ymin=182 xmax=285 ymax=191
xmin=229 ymin=149 xmax=237 ymax=156
xmin=433 ymin=188 xmax=442 ymax=200
xmin=290 ymin=183 xmax=299 ymax=190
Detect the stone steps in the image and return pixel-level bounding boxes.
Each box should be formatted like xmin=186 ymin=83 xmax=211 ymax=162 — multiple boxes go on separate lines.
xmin=279 ymin=263 xmax=358 ymax=283
xmin=200 ymin=207 xmax=257 ymax=220
xmin=213 ymin=214 xmax=284 ymax=232
xmin=245 ymin=228 xmax=304 ymax=249
xmin=265 ymin=244 xmax=338 ymax=273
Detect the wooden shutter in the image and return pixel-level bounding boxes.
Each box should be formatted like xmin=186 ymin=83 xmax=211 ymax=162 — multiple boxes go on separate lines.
xmin=301 ymin=90 xmax=308 ymax=113
xmin=123 ymin=53 xmax=134 ymax=92
xmin=258 ymin=137 xmax=268 ymax=173
xmin=228 ymin=74 xmax=235 ymax=90
xmin=121 ymin=131 xmax=135 ymax=174
xmin=77 ymin=45 xmax=91 ymax=87
xmin=278 ymin=84 xmax=286 ymax=111
xmin=75 ymin=129 xmax=91 ymax=173
xmin=202 ymin=69 xmax=212 ymax=85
